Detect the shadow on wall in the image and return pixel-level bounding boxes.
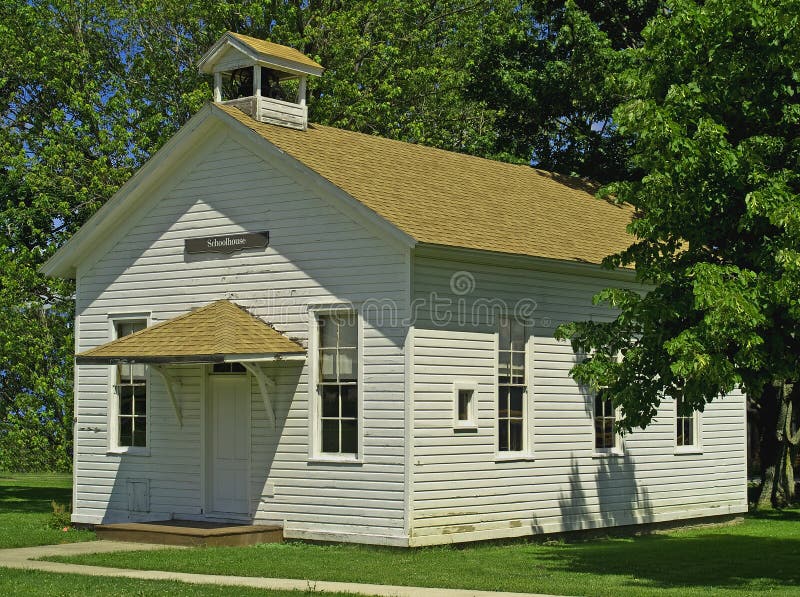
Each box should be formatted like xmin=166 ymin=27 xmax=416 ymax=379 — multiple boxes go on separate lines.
xmin=104 ymin=361 xmax=300 ymax=524
xmin=556 ymin=452 xmax=654 ymax=533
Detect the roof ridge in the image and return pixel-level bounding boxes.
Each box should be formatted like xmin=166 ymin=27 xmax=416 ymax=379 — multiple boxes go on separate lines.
xmin=217 ymin=103 xmax=602 ymax=192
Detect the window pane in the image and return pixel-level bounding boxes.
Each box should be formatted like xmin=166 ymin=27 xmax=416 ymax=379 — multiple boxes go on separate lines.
xmin=498 ymin=420 xmax=509 ymax=451
xmin=338 ymin=348 xmax=357 ymax=382
xmin=457 ymin=389 xmax=472 ymax=421
xmin=498 ymin=387 xmax=509 ymax=418
xmin=119 ymin=416 xmax=133 ymax=446
xmin=320 ymin=349 xmax=337 ymax=381
xmin=499 ymin=319 xmax=510 ymax=351
xmin=341 ymin=385 xmax=358 ymax=418
xmin=133 ymin=391 xmax=146 ymax=417
xmin=340 ymin=419 xmax=358 ymax=454
xmin=116 ymin=322 xmax=144 ymax=338
xmin=133 ymin=417 xmax=147 ymax=446
xmin=509 ymin=387 xmax=523 ymax=418
xmin=594 ymin=393 xmax=604 ymax=418
xmin=498 ymin=351 xmax=510 ymax=385
xmin=511 ymin=352 xmax=525 ymax=384
xmin=119 ymin=386 xmax=134 ymax=415
xmin=603 ymin=420 xmax=615 ymax=449
xmin=509 ymin=420 xmax=523 ymax=451
xmin=337 ymin=317 xmax=357 ymax=348
xmin=321 ymin=419 xmax=339 ymax=452
xmin=321 ymin=385 xmax=339 ymax=417
xmin=212 ymin=362 xmax=246 ymax=374
xmin=130 ymin=363 xmax=146 ymax=382
xmin=319 ymin=317 xmax=337 ymax=348
xmin=511 ymin=321 xmax=525 ymax=352
xmin=678 ymin=417 xmax=694 ymax=446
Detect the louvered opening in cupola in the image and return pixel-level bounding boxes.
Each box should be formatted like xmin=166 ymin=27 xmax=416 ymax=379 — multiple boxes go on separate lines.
xmin=198 ymin=31 xmax=323 ymax=130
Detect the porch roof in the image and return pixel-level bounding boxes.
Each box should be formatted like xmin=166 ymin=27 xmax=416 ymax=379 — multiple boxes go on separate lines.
xmin=75 ymin=300 xmax=305 ymax=365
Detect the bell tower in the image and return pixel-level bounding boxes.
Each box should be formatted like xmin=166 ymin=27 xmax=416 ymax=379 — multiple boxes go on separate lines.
xmin=198 ymin=32 xmax=323 ymax=130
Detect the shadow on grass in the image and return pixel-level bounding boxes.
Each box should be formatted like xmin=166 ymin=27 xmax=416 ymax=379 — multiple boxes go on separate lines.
xmin=541 ymin=531 xmax=800 ymax=591
xmin=748 ymin=508 xmax=800 ymax=522
xmin=0 ymin=485 xmax=72 ymax=513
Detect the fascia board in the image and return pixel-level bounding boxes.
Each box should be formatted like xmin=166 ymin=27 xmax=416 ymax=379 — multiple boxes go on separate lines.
xmin=200 ymin=36 xmax=322 ymax=78
xmin=198 ymin=36 xmax=259 ymax=72
xmin=414 ymin=243 xmax=639 ymax=283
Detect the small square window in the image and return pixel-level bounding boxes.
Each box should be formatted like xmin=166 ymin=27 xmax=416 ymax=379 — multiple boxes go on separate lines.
xmin=453 ymin=381 xmax=478 ymax=430
xmin=458 ymin=390 xmax=473 ymax=421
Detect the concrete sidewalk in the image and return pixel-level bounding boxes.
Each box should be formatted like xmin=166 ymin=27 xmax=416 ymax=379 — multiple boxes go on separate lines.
xmin=0 ymin=540 xmax=562 ymax=597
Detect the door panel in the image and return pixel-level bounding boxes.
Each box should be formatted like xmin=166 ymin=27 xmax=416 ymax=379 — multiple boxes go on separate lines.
xmin=209 ymin=376 xmax=250 ymax=515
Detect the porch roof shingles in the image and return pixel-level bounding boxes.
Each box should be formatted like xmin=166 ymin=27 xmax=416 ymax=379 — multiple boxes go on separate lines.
xmin=75 ymin=300 xmax=305 ymax=364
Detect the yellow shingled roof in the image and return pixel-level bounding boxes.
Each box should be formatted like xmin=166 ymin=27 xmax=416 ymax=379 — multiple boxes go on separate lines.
xmin=228 ymin=32 xmax=323 ymax=71
xmin=76 ymin=300 xmax=304 ymax=364
xmin=216 ymin=104 xmax=634 ymax=264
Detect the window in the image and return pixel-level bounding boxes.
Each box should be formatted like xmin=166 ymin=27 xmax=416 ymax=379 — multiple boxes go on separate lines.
xmin=317 ymin=312 xmax=358 ymax=455
xmin=594 ymin=391 xmax=617 ymax=451
xmin=113 ymin=320 xmax=147 ymax=449
xmin=212 ymin=362 xmax=246 ymax=374
xmin=676 ymin=398 xmax=698 ymax=448
xmin=498 ymin=317 xmax=526 ymax=452
xmin=453 ymin=380 xmax=477 ymax=429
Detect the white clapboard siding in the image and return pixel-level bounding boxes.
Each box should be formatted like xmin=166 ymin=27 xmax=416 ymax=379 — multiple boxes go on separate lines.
xmin=409 ymin=249 xmax=747 ymax=545
xmin=73 ymin=128 xmax=410 ymax=544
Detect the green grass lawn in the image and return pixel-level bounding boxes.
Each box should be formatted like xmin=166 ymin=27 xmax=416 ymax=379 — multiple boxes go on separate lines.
xmin=5 ymin=473 xmax=800 ymax=597
xmin=0 ymin=569 xmax=354 ymax=596
xmin=48 ymin=510 xmax=800 ymax=597
xmin=0 ymin=473 xmax=95 ymax=548
xmin=0 ymin=473 xmax=354 ymax=596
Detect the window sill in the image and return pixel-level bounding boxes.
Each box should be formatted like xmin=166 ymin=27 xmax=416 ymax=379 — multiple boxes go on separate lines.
xmin=495 ymin=453 xmax=535 ymax=463
xmin=592 ymin=449 xmax=623 ymax=459
xmin=674 ymin=447 xmax=703 ymax=455
xmin=107 ymin=447 xmax=150 ymax=457
xmin=308 ymin=455 xmax=363 ymax=466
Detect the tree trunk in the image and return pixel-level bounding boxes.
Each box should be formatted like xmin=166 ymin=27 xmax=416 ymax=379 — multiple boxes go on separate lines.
xmin=757 ymin=383 xmax=780 ymax=509
xmin=757 ymin=380 xmax=799 ymax=508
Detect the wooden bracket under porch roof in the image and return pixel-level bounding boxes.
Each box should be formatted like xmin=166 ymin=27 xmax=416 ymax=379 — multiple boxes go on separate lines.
xmin=76 ymin=300 xmax=305 ymax=428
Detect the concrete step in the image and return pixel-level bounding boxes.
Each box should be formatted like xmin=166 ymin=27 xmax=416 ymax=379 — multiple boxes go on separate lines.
xmin=94 ymin=520 xmax=283 ymax=547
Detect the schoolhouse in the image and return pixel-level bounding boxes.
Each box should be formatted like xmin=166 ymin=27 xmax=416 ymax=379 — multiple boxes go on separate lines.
xmin=43 ymin=32 xmax=747 ymax=546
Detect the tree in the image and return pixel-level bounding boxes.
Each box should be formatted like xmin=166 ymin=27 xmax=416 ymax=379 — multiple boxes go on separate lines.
xmin=0 ymin=0 xmax=503 ymax=470
xmin=0 ymin=0 xmax=134 ymax=470
xmin=555 ymin=0 xmax=800 ymax=507
xmin=464 ymin=1 xmax=661 ymax=181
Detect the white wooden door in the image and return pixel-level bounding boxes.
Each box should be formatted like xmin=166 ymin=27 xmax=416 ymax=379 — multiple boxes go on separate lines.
xmin=208 ymin=376 xmax=250 ymax=516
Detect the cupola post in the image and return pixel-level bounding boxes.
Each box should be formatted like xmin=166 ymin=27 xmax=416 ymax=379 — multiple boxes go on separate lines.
xmin=198 ymin=32 xmax=323 ymax=130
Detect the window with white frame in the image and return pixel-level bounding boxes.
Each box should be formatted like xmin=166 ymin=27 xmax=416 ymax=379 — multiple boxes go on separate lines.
xmin=676 ymin=397 xmax=698 ymax=447
xmin=317 ymin=312 xmax=358 ymax=455
xmin=113 ymin=320 xmax=147 ymax=448
xmin=453 ymin=380 xmax=477 ymax=429
xmin=594 ymin=390 xmax=617 ymax=451
xmin=498 ymin=317 xmax=526 ymax=452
